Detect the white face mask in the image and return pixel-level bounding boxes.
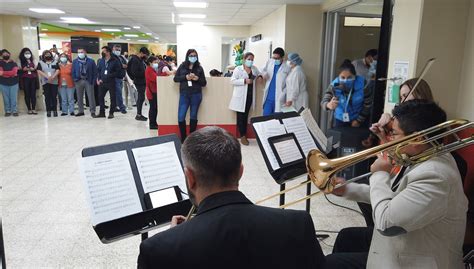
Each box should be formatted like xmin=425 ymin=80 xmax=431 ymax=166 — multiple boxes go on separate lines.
xmin=60 ymin=57 xmax=67 ymax=63
xmin=24 ymin=53 xmax=32 ymax=59
xmin=152 ymin=63 xmax=159 ymax=69
xmin=113 ymin=50 xmax=121 ymax=56
xmin=78 ymin=53 xmax=85 ymax=59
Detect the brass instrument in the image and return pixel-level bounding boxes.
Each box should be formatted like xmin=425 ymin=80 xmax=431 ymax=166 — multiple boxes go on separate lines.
xmin=257 ymin=119 xmax=474 ymax=208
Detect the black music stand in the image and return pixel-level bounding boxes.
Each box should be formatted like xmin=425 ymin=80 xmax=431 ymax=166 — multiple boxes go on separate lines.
xmin=81 ymin=134 xmax=192 ymax=243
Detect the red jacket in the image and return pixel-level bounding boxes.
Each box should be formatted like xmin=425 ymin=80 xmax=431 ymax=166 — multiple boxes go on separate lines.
xmin=145 ymin=66 xmax=158 ymax=100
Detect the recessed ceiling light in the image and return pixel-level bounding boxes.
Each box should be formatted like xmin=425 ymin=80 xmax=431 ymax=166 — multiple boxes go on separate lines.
xmin=29 ymin=8 xmax=65 ymax=14
xmin=179 ymin=14 xmax=206 ymax=19
xmin=38 ymin=33 xmax=47 ymax=37
xmin=126 ymin=39 xmax=131 ymax=41
xmin=146 ymin=33 xmax=152 ymax=35
xmin=124 ymin=34 xmax=138 ymax=37
xmin=154 ymin=37 xmax=160 ymax=40
xmin=60 ymin=17 xmax=94 ymax=24
xmin=173 ymin=2 xmax=208 ymax=8
xmin=124 ymin=27 xmax=131 ymax=30
xmin=137 ymin=39 xmax=149 ymax=42
xmin=94 ymin=30 xmax=101 ymax=32
xmin=133 ymin=26 xmax=140 ymax=29
xmin=101 ymin=28 xmax=121 ymax=32
xmin=41 ymin=28 xmax=48 ymax=31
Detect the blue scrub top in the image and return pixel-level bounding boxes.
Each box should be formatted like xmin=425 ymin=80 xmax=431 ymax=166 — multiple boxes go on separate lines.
xmin=267 ymin=64 xmax=281 ymax=102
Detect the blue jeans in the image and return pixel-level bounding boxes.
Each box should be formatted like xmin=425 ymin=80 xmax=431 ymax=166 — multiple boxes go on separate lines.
xmin=262 ymin=98 xmax=275 ymax=116
xmin=178 ymin=91 xmax=202 ymax=122
xmin=0 ymin=83 xmax=19 ymax=113
xmin=115 ymin=78 xmax=126 ymax=111
xmin=59 ymin=85 xmax=75 ymax=114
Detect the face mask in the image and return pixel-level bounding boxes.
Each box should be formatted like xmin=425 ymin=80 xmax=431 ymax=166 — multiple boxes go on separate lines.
xmin=340 ymin=78 xmax=354 ymax=87
xmin=152 ymin=63 xmax=159 ymax=69
xmin=286 ymin=60 xmax=292 ymax=66
xmin=44 ymin=55 xmax=52 ymax=61
xmin=188 ymin=56 xmax=197 ymax=63
xmin=2 ymin=55 xmax=10 ymax=61
xmin=245 ymin=59 xmax=253 ymax=68
xmin=78 ymin=53 xmax=85 ymax=59
xmin=24 ymin=53 xmax=31 ymax=59
xmin=60 ymin=57 xmax=67 ymax=63
xmin=274 ymin=59 xmax=281 ymax=66
xmin=113 ymin=50 xmax=121 ymax=56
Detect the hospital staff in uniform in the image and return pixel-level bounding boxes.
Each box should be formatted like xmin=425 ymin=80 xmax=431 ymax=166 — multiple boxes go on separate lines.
xmin=260 ymin=47 xmax=290 ymax=116
xmin=283 ymin=53 xmax=308 ymax=111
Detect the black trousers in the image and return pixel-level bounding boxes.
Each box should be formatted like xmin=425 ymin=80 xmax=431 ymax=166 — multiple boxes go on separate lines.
xmin=324 ymin=227 xmax=373 ymax=269
xmin=236 ymin=88 xmax=253 ymax=137
xmin=136 ymin=84 xmax=146 ymax=116
xmin=43 ymin=83 xmax=58 ymax=112
xmin=23 ymin=77 xmax=37 ymax=110
xmin=99 ymin=81 xmax=116 ymax=115
xmin=148 ymin=93 xmax=158 ymax=127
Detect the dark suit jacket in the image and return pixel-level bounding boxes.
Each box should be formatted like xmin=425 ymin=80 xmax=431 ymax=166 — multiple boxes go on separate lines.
xmin=137 ymin=191 xmax=325 ymax=269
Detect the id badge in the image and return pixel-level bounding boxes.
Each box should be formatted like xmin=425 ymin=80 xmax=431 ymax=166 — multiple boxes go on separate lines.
xmin=47 ymin=71 xmax=51 ymax=77
xmin=28 ymin=71 xmax=32 ymax=75
xmin=187 ymin=81 xmax=193 ymax=87
xmin=104 ymin=70 xmax=108 ymax=75
xmin=343 ymin=113 xmax=350 ymax=122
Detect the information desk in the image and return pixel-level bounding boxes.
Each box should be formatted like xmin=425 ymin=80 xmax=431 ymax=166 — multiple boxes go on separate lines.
xmin=157 ymin=76 xmax=265 ymax=137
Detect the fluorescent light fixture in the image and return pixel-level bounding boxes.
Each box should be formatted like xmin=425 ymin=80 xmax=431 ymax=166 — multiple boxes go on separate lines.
xmin=123 ymin=27 xmax=131 ymax=30
xmin=146 ymin=32 xmax=152 ymax=35
xmin=29 ymin=8 xmax=64 ymax=14
xmin=41 ymin=28 xmax=48 ymax=31
xmin=38 ymin=33 xmax=47 ymax=37
xmin=137 ymin=39 xmax=149 ymax=42
xmin=172 ymin=12 xmax=176 ymax=24
xmin=173 ymin=2 xmax=208 ymax=8
xmin=126 ymin=39 xmax=131 ymax=41
xmin=179 ymin=14 xmax=206 ymax=19
xmin=181 ymin=22 xmax=204 ymax=26
xmin=124 ymin=34 xmax=138 ymax=37
xmin=60 ymin=17 xmax=94 ymax=24
xmin=94 ymin=30 xmax=101 ymax=32
xmin=133 ymin=26 xmax=140 ymax=29
xmin=154 ymin=37 xmax=160 ymax=40
xmin=101 ymin=28 xmax=121 ymax=32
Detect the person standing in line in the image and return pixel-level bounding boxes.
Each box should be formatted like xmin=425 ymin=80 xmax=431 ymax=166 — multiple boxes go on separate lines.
xmin=283 ymin=53 xmax=308 ymax=111
xmin=173 ymin=49 xmax=207 ymax=142
xmin=58 ymin=53 xmax=75 ymax=116
xmin=72 ymin=48 xmax=97 ymax=117
xmin=112 ymin=44 xmax=127 ymax=114
xmin=260 ymin=47 xmax=290 ymax=116
xmin=128 ymin=47 xmax=150 ymax=121
xmin=97 ymin=46 xmax=121 ymax=119
xmin=145 ymin=56 xmax=159 ymax=130
xmin=19 ymin=48 xmax=39 ymax=115
xmin=157 ymin=56 xmax=176 ymax=76
xmin=352 ymin=49 xmax=378 ymax=82
xmin=229 ymin=52 xmax=260 ymax=146
xmin=37 ymin=50 xmax=60 ymax=117
xmin=0 ymin=49 xmax=20 ymax=117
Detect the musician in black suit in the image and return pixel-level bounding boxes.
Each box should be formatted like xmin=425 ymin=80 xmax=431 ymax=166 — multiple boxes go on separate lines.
xmin=137 ymin=126 xmax=325 ymax=269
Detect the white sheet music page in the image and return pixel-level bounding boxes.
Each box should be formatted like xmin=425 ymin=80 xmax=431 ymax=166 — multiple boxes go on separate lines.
xmin=253 ymin=119 xmax=287 ymax=170
xmin=282 ymin=116 xmax=317 ymax=156
xmin=300 ymin=108 xmax=329 ymax=151
xmin=132 ymin=142 xmax=187 ymax=196
xmin=79 ymin=151 xmax=142 ymax=226
xmin=273 ymin=139 xmax=303 ymax=164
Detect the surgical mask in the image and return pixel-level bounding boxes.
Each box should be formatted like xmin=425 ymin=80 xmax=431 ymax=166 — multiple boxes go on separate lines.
xmin=2 ymin=55 xmax=10 ymax=61
xmin=339 ymin=78 xmax=354 ymax=87
xmin=286 ymin=60 xmax=292 ymax=66
xmin=24 ymin=53 xmax=31 ymax=59
xmin=78 ymin=53 xmax=85 ymax=59
xmin=152 ymin=63 xmax=159 ymax=69
xmin=245 ymin=59 xmax=253 ymax=68
xmin=188 ymin=56 xmax=197 ymax=63
xmin=60 ymin=57 xmax=67 ymax=63
xmin=274 ymin=59 xmax=281 ymax=66
xmin=113 ymin=50 xmax=121 ymax=56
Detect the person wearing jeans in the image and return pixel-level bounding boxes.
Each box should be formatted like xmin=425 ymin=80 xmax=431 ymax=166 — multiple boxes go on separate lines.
xmin=173 ymin=49 xmax=207 ymax=142
xmin=19 ymin=47 xmax=39 ymax=115
xmin=112 ymin=44 xmax=127 ymax=114
xmin=37 ymin=50 xmax=60 ymax=117
xmin=0 ymin=49 xmax=19 ymax=116
xmin=72 ymin=48 xmax=97 ymax=117
xmin=58 ymin=53 xmax=75 ymax=116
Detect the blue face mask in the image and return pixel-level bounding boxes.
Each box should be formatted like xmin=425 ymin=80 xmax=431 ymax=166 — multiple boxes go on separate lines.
xmin=274 ymin=59 xmax=281 ymax=66
xmin=245 ymin=60 xmax=253 ymax=68
xmin=188 ymin=56 xmax=197 ymax=63
xmin=339 ymin=77 xmax=354 ymax=87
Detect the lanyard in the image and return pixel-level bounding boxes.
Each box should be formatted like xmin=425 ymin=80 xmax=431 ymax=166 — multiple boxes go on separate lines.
xmin=343 ymin=86 xmax=353 ymax=113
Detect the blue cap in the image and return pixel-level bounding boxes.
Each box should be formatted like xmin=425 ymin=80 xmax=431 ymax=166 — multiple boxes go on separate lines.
xmin=288 ymin=52 xmax=303 ymax=66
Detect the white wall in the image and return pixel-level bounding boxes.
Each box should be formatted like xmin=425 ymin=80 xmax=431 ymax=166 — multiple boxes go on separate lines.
xmin=176 ymin=25 xmax=250 ymax=74
xmin=457 ymin=1 xmax=474 ymax=120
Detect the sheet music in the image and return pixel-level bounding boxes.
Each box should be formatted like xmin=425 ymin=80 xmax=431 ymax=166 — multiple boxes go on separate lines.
xmin=273 ymin=139 xmax=303 ymax=164
xmin=300 ymin=108 xmax=329 ymax=151
xmin=132 ymin=142 xmax=187 ymax=196
xmin=253 ymin=119 xmax=287 ymax=170
xmin=79 ymin=151 xmax=142 ymax=226
xmin=282 ymin=116 xmax=317 ymax=156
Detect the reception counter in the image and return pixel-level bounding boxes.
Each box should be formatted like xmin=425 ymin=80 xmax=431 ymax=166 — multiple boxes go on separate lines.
xmin=157 ymin=76 xmax=266 ymax=137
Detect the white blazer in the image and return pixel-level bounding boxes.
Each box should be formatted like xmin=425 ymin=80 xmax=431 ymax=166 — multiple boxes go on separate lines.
xmin=260 ymin=59 xmax=290 ymax=113
xmin=285 ymin=65 xmax=308 ymax=111
xmin=343 ymin=154 xmax=468 ymax=269
xmin=228 ymin=65 xmax=260 ymax=113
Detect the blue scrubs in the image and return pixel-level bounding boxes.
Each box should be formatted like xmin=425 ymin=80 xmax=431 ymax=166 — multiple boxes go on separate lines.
xmin=263 ymin=64 xmax=281 ymax=116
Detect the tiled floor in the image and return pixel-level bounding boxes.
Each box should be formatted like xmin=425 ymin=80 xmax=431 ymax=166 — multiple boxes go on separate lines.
xmin=0 ymin=105 xmax=365 ymax=268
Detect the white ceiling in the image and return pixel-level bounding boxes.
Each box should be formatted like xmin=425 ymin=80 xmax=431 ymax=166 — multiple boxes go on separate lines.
xmin=0 ymin=0 xmax=325 ymax=43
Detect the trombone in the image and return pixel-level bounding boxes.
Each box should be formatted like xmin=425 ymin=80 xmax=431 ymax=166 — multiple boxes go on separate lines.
xmin=256 ymin=119 xmax=474 ymax=208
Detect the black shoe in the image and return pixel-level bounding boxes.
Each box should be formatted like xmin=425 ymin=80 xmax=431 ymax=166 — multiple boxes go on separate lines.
xmin=61 ymin=113 xmax=68 ymax=116
xmin=149 ymin=125 xmax=158 ymax=130
xmin=47 ymin=112 xmax=51 ymax=117
xmin=97 ymin=113 xmax=106 ymax=118
xmin=135 ymin=115 xmax=147 ymax=121
xmin=178 ymin=121 xmax=187 ymax=142
xmin=121 ymin=109 xmax=127 ymax=114
xmin=190 ymin=119 xmax=198 ymax=133
xmin=132 ymin=104 xmax=137 ymax=107
xmin=75 ymin=112 xmax=85 ymax=117
xmin=53 ymin=111 xmax=58 ymax=117
xmin=105 ymin=105 xmax=109 ymax=109
xmin=70 ymin=112 xmax=75 ymax=116
xmin=108 ymin=114 xmax=114 ymax=119
xmin=91 ymin=113 xmax=97 ymax=118
xmin=12 ymin=112 xmax=19 ymax=117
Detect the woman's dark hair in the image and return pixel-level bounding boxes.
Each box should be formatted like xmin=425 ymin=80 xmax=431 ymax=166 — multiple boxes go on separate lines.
xmin=339 ymin=59 xmax=356 ymax=76
xmin=147 ymin=56 xmax=158 ymax=65
xmin=19 ymin=47 xmax=34 ymax=65
xmin=243 ymin=52 xmax=254 ymax=60
xmin=400 ymin=78 xmax=434 ymax=102
xmin=184 ymin=49 xmax=200 ymax=67
xmin=209 ymin=69 xmax=222 ymax=77
xmin=392 ymin=99 xmax=446 ymax=137
xmin=41 ymin=50 xmax=53 ymax=61
xmin=59 ymin=53 xmax=70 ymax=63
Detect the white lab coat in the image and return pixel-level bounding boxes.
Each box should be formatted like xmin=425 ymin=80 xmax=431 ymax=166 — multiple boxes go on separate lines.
xmin=343 ymin=154 xmax=467 ymax=269
xmin=284 ymin=65 xmax=308 ymax=111
xmin=261 ymin=59 xmax=290 ymax=113
xmin=228 ymin=65 xmax=260 ymax=113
